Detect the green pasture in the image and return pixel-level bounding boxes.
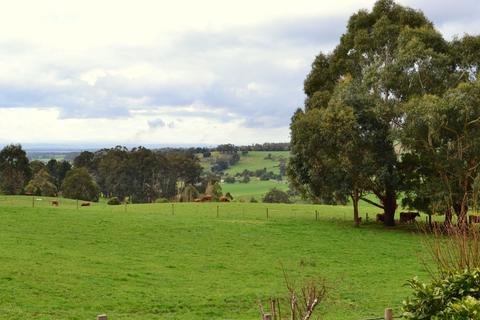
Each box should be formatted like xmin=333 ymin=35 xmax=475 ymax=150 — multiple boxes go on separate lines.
xmin=0 ymin=196 xmax=428 ymax=319
xmin=221 ymin=179 xmax=289 ymax=201
xmin=224 ymin=151 xmax=289 ymax=175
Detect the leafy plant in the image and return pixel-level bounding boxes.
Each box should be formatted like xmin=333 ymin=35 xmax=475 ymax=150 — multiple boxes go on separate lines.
xmin=403 ymin=269 xmax=480 ymax=319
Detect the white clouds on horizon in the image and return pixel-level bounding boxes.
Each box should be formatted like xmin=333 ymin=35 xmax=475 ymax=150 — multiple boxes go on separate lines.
xmin=0 ymin=0 xmax=479 ymax=145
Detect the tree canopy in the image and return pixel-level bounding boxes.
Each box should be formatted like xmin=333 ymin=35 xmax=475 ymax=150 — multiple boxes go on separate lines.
xmin=289 ymin=0 xmax=480 ymax=226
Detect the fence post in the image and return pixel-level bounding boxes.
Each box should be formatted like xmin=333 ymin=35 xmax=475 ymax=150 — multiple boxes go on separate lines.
xmin=315 ymin=210 xmax=318 ymax=221
xmin=172 ymin=203 xmax=175 ymax=215
xmin=217 ymin=205 xmax=219 ymax=218
xmin=76 ymin=199 xmax=79 ymax=210
xmin=97 ymin=315 xmax=107 ymax=320
xmin=266 ymin=208 xmax=269 ymax=220
xmin=384 ymin=308 xmax=393 ymax=320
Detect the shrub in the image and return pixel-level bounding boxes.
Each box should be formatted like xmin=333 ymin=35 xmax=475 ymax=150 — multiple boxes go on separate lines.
xmin=263 ymin=188 xmax=290 ymax=203
xmin=403 ymin=268 xmax=480 ymax=319
xmin=107 ymin=197 xmax=121 ymax=205
xmin=155 ymin=198 xmax=169 ymax=203
xmin=241 ymin=176 xmax=250 ymax=183
xmin=250 ymin=197 xmax=258 ymax=203
xmin=224 ymin=176 xmax=235 ymax=184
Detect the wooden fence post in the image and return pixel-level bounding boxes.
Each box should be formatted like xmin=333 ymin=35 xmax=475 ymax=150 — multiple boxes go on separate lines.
xmin=263 ymin=314 xmax=272 ymax=320
xmin=172 ymin=203 xmax=175 ymax=215
xmin=97 ymin=315 xmax=107 ymax=320
xmin=266 ymin=208 xmax=269 ymax=220
xmin=384 ymin=308 xmax=393 ymax=320
xmin=217 ymin=205 xmax=219 ymax=218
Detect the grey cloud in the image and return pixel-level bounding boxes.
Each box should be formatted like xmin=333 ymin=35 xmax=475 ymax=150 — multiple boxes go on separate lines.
xmin=3 ymin=2 xmax=480 ymax=131
xmin=148 ymin=118 xmax=166 ymax=128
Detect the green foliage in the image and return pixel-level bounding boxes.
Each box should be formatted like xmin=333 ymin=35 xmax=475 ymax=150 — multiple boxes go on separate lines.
xmin=0 ymin=144 xmax=31 ymax=195
xmin=401 ymin=80 xmax=480 ymax=223
xmin=25 ymin=169 xmax=57 ymax=197
xmin=240 ymin=175 xmax=250 ymax=183
xmin=250 ymin=196 xmax=258 ymax=203
xmin=224 ymin=176 xmax=235 ymax=184
xmin=155 ymin=197 xmax=169 ymax=203
xmin=263 ymin=188 xmax=290 ymax=203
xmin=107 ymin=197 xmax=122 ymax=205
xmin=61 ymin=168 xmax=99 ymax=202
xmin=29 ymin=160 xmax=46 ymax=176
xmin=205 ymin=181 xmax=222 ymax=200
xmin=403 ymin=269 xmax=480 ymax=319
xmin=73 ymin=147 xmax=202 ymax=203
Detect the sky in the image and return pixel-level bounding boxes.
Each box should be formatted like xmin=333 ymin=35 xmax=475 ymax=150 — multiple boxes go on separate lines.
xmin=0 ymin=0 xmax=479 ymax=147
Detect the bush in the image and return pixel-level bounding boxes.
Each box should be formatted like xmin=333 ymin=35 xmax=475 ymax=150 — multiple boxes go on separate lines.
xmin=155 ymin=198 xmax=169 ymax=203
xmin=241 ymin=176 xmax=250 ymax=183
xmin=263 ymin=188 xmax=290 ymax=203
xmin=107 ymin=197 xmax=122 ymax=205
xmin=224 ymin=176 xmax=235 ymax=184
xmin=250 ymin=197 xmax=258 ymax=203
xmin=403 ymin=268 xmax=480 ymax=319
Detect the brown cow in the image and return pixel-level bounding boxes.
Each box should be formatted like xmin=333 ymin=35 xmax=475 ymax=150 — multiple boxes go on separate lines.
xmin=469 ymin=215 xmax=480 ymax=224
xmin=376 ymin=213 xmax=385 ymax=222
xmin=194 ymin=198 xmax=202 ymax=202
xmin=51 ymin=200 xmax=59 ymax=207
xmin=201 ymin=195 xmax=212 ymax=202
xmin=219 ymin=196 xmax=230 ymax=202
xmin=81 ymin=202 xmax=91 ymax=207
xmin=400 ymin=212 xmax=420 ymax=224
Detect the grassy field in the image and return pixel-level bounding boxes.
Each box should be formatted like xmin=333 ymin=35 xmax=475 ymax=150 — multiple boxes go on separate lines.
xmin=224 ymin=151 xmax=289 ymax=175
xmin=0 ymin=196 xmax=429 ymax=319
xmin=221 ymin=179 xmax=289 ymax=201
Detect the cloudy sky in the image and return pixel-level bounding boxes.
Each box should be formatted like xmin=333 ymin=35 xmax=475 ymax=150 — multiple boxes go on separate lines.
xmin=0 ymin=0 xmax=479 ymax=147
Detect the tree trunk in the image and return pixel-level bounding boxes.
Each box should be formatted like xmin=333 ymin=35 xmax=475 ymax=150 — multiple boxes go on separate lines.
xmin=453 ymin=202 xmax=468 ymax=227
xmin=383 ymin=189 xmax=397 ymax=227
xmin=352 ymin=191 xmax=360 ymax=228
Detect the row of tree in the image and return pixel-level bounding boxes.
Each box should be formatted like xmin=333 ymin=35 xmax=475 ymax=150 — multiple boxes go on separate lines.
xmin=0 ymin=145 xmax=204 ymax=203
xmin=288 ymin=0 xmax=480 ymax=227
xmin=73 ymin=146 xmax=202 ymax=203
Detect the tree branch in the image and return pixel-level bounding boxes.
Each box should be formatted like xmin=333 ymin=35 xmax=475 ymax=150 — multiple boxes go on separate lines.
xmin=360 ymin=197 xmax=385 ymax=209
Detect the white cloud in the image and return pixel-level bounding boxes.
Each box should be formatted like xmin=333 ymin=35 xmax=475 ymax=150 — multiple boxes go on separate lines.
xmin=0 ymin=0 xmax=479 ymax=145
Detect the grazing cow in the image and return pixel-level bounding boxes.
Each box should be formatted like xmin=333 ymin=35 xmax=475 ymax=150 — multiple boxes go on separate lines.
xmin=400 ymin=212 xmax=420 ymax=224
xmin=81 ymin=202 xmax=91 ymax=207
xmin=219 ymin=196 xmax=230 ymax=202
xmin=51 ymin=200 xmax=59 ymax=207
xmin=201 ymin=195 xmax=212 ymax=202
xmin=376 ymin=213 xmax=385 ymax=222
xmin=469 ymin=215 xmax=480 ymax=224
xmin=193 ymin=198 xmax=202 ymax=202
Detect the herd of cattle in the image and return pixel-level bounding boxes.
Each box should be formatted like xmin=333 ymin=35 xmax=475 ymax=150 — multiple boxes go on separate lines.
xmin=376 ymin=211 xmax=420 ymax=224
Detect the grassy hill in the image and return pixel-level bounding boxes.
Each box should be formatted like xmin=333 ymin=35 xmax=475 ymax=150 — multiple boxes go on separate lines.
xmin=224 ymin=151 xmax=289 ymax=175
xmin=0 ymin=195 xmax=428 ymax=319
xmin=199 ymin=151 xmax=291 ymax=202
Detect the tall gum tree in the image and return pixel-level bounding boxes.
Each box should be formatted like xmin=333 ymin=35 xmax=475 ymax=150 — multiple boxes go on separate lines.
xmin=289 ymin=0 xmax=453 ymax=226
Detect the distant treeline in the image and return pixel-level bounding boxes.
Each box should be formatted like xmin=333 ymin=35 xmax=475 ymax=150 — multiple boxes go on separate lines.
xmin=73 ymin=146 xmax=202 ymax=203
xmin=0 ymin=144 xmax=204 ymax=203
xmin=185 ymin=142 xmax=290 ymax=154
